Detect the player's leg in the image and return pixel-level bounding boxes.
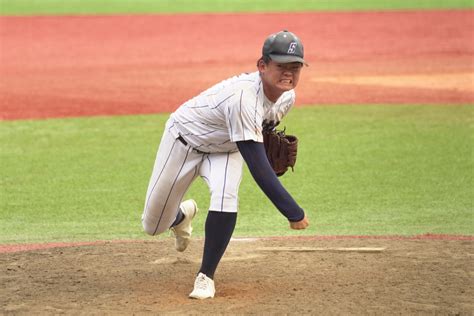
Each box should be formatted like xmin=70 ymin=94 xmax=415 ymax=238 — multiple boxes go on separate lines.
xmin=189 ymin=151 xmax=243 ymax=299
xmin=141 ymin=129 xmax=203 ymax=237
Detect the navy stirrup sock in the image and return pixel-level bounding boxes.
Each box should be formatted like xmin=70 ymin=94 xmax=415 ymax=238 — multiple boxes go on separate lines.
xmin=199 ymin=211 xmax=237 ymax=279
xmin=170 ymin=209 xmax=184 ymax=227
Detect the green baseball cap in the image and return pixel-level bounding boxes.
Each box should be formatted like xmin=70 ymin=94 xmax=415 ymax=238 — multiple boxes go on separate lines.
xmin=262 ymin=30 xmax=308 ymax=66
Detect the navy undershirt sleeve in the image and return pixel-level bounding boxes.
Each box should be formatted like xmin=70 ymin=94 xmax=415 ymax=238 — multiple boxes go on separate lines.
xmin=236 ymin=140 xmax=305 ymax=222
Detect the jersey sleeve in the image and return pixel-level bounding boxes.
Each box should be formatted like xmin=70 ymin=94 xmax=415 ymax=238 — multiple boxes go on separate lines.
xmin=236 ymin=140 xmax=305 ymax=222
xmin=262 ymin=90 xmax=296 ymax=128
xmin=226 ymin=88 xmax=265 ymax=143
xmin=277 ymin=90 xmax=296 ymax=118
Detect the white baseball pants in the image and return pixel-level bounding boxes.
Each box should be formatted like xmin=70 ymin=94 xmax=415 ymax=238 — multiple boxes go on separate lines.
xmin=142 ymin=126 xmax=243 ymax=236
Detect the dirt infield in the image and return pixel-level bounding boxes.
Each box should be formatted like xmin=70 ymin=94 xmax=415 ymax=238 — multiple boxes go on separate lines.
xmin=1 ymin=10 xmax=473 ymax=120
xmin=1 ymin=237 xmax=473 ymax=315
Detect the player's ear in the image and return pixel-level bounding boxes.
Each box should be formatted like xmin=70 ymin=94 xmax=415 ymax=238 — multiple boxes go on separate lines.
xmin=257 ymin=58 xmax=267 ymax=72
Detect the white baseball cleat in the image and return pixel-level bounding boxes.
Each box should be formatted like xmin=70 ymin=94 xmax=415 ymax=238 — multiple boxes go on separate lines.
xmin=170 ymin=199 xmax=198 ymax=252
xmin=189 ymin=273 xmax=215 ymax=299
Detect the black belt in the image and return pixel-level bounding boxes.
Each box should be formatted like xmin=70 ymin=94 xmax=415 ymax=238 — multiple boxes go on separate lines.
xmin=177 ymin=135 xmax=188 ymax=146
xmin=177 ymin=135 xmax=208 ymax=154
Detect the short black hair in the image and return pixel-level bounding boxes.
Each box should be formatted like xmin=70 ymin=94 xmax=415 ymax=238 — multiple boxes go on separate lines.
xmin=256 ymin=55 xmax=272 ymax=67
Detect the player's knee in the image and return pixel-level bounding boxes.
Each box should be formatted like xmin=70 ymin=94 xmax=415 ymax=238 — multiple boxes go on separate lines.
xmin=142 ymin=223 xmax=157 ymax=236
xmin=142 ymin=218 xmax=166 ymax=236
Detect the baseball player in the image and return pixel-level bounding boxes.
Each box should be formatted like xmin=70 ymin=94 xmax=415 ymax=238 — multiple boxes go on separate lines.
xmin=142 ymin=30 xmax=309 ymax=299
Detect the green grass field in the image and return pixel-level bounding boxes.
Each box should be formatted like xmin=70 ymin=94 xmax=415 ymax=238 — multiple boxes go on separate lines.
xmin=1 ymin=0 xmax=473 ymax=244
xmin=0 ymin=0 xmax=472 ymax=16
xmin=1 ymin=105 xmax=472 ymax=243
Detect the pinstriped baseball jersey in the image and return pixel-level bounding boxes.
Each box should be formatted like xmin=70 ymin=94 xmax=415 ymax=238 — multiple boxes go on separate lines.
xmin=168 ymin=71 xmax=295 ymax=153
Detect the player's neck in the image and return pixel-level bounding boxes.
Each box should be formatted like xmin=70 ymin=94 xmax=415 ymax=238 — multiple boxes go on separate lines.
xmin=262 ymin=82 xmax=283 ymax=103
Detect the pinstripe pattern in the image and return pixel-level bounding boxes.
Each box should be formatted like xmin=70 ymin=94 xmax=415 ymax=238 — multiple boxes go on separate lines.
xmin=220 ymin=153 xmax=230 ymax=211
xmin=142 ymin=130 xmax=206 ymax=236
xmin=195 ymin=139 xmax=231 ymax=152
xmin=253 ymin=82 xmax=262 ymax=137
xmin=151 ymin=145 xmax=192 ymax=235
xmin=143 ymin=140 xmax=177 ymax=220
xmin=201 ymin=155 xmax=212 ymax=185
xmin=185 ymin=94 xmax=235 ymax=110
xmin=227 ymin=105 xmax=233 ymax=141
xmin=238 ymin=90 xmax=245 ymax=140
xmin=169 ymin=71 xmax=294 ymax=153
xmin=199 ymin=150 xmax=243 ymax=213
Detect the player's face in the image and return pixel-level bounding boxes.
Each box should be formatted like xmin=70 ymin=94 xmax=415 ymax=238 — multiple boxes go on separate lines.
xmin=259 ymin=60 xmax=303 ymax=100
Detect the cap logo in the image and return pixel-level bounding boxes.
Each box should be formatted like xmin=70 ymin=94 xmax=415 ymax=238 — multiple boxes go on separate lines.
xmin=287 ymin=42 xmax=297 ymax=54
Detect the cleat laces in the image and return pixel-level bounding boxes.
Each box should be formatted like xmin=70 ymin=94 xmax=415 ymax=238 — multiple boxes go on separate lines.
xmin=195 ymin=275 xmax=209 ymax=290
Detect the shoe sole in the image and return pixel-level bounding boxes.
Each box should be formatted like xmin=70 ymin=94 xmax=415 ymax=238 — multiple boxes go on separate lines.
xmin=181 ymin=199 xmax=198 ymax=219
xmin=173 ymin=200 xmax=198 ymax=252
xmin=189 ymin=294 xmax=215 ymax=299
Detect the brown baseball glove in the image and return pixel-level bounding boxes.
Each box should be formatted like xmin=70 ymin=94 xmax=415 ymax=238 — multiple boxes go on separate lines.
xmin=262 ymin=128 xmax=298 ymax=177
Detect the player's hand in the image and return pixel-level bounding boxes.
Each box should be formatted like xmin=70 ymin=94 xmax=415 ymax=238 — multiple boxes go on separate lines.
xmin=289 ymin=215 xmax=309 ymax=230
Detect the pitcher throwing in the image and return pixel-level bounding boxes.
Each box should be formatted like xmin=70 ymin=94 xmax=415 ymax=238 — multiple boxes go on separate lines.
xmin=142 ymin=30 xmax=310 ymax=299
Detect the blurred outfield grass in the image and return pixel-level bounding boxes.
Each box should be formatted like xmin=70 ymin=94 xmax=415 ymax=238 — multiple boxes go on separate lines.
xmin=1 ymin=0 xmax=473 ymax=243
xmin=0 ymin=0 xmax=472 ymax=15
xmin=1 ymin=105 xmax=472 ymax=243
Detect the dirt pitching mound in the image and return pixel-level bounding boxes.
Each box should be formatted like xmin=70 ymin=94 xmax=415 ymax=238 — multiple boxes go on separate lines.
xmin=1 ymin=237 xmax=472 ymax=315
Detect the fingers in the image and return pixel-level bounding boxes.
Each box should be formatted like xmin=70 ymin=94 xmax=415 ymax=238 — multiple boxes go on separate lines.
xmin=289 ymin=216 xmax=309 ymax=230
